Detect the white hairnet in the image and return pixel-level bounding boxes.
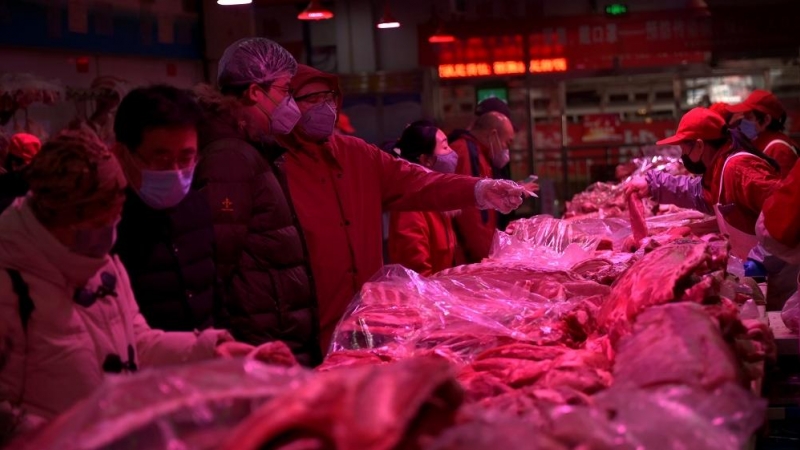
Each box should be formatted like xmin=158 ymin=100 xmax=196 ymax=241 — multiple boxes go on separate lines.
xmin=217 ymin=38 xmax=298 ymax=90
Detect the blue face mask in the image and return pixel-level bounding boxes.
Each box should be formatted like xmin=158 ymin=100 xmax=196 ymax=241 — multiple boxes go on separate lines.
xmin=739 ymin=119 xmax=759 ymax=140
xmin=431 ymin=151 xmax=459 ymax=174
xmin=137 ymin=167 xmax=195 ymax=210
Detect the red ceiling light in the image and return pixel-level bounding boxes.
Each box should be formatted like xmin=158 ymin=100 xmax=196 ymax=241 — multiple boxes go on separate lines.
xmin=428 ymin=24 xmax=455 ymax=43
xmin=376 ymin=1 xmax=400 ymax=29
xmin=428 ymin=19 xmax=456 ymax=44
xmin=297 ymin=0 xmax=334 ymax=21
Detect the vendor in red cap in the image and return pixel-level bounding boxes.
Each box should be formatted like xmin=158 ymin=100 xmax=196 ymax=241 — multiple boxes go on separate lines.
xmin=628 ymin=107 xmax=781 ymax=259
xmin=728 ymin=90 xmax=798 ymax=178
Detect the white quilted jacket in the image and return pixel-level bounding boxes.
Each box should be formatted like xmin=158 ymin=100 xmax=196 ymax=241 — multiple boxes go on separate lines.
xmin=0 ymin=199 xmax=226 ymax=426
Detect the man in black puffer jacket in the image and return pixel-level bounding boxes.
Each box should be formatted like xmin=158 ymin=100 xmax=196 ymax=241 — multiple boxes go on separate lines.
xmin=112 ymin=85 xmax=223 ymax=332
xmin=192 ymin=38 xmax=321 ymax=366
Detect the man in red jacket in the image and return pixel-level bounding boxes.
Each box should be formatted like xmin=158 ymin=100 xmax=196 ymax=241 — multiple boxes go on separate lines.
xmin=281 ymin=65 xmax=526 ymax=351
xmin=450 ymin=112 xmax=515 ymax=263
xmin=728 ymin=90 xmax=798 ymax=178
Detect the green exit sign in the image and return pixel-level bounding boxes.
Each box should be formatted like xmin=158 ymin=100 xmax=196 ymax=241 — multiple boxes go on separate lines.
xmin=605 ymin=3 xmax=628 ymax=16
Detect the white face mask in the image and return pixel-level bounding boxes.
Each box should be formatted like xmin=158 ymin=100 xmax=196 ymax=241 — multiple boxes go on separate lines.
xmin=431 ymin=151 xmax=459 ymax=174
xmin=490 ymin=133 xmax=511 ymax=168
xmin=259 ymin=91 xmax=302 ymax=135
xmin=299 ymin=101 xmax=337 ymax=141
xmin=137 ymin=167 xmax=195 ymax=210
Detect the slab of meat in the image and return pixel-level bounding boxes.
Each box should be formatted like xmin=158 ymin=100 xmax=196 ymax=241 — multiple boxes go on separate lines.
xmin=613 ymin=303 xmax=742 ymax=390
xmin=423 ymin=413 xmax=568 ymax=450
xmin=317 ymin=349 xmax=396 ymax=372
xmin=598 ymin=241 xmax=716 ymax=339
xmin=627 ymin=195 xmax=648 ymax=243
xmin=221 ymin=356 xmax=463 ymax=450
xmin=473 ymin=343 xmax=568 ymax=362
xmin=469 ymin=357 xmax=553 ymax=388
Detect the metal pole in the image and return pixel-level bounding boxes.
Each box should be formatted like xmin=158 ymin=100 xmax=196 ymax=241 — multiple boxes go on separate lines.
xmin=559 ymin=81 xmax=568 ymax=216
xmin=302 ymin=20 xmax=313 ymax=67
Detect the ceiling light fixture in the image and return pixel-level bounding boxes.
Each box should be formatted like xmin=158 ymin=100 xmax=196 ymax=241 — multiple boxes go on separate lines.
xmin=428 ymin=24 xmax=455 ymax=43
xmin=217 ymin=0 xmax=252 ymax=5
xmin=376 ymin=1 xmax=400 ymax=29
xmin=297 ymin=0 xmax=334 ymax=21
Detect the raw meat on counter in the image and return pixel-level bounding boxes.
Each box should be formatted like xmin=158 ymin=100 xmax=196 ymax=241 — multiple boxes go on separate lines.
xmin=220 ymin=356 xmax=463 ymax=450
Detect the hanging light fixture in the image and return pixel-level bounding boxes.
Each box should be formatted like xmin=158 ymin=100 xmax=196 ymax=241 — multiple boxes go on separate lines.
xmin=376 ymin=1 xmax=400 ymax=29
xmin=428 ymin=23 xmax=455 ymax=43
xmin=297 ymin=0 xmax=334 ymax=21
xmin=217 ymin=0 xmax=252 ymax=4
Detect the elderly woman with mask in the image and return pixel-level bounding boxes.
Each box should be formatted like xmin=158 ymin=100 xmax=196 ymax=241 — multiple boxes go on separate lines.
xmin=0 ymin=131 xmax=235 ymax=436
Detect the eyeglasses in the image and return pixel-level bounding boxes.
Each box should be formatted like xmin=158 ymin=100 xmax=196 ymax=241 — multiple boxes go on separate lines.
xmin=260 ymin=83 xmax=293 ymax=97
xmin=295 ymin=90 xmax=338 ymax=104
xmin=136 ymin=152 xmax=196 ymax=171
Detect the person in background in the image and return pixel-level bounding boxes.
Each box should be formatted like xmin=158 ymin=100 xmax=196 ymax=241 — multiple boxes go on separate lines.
xmin=69 ymin=76 xmax=129 ymax=147
xmin=728 ymin=90 xmax=798 ymax=178
xmin=112 ymin=85 xmax=223 ymax=332
xmin=388 ymin=123 xmax=459 ymax=276
xmin=756 ymin=162 xmax=800 ymax=320
xmin=193 ymin=38 xmax=321 ymax=366
xmin=281 ymin=64 xmax=526 ymax=350
xmin=0 ymin=131 xmax=234 ymax=435
xmin=727 ymin=91 xmax=800 ymax=306
xmin=449 ymin=98 xmax=524 ymax=232
xmin=627 ymin=108 xmax=780 ymax=260
xmin=449 ymin=111 xmax=517 ymax=263
xmin=0 ymin=133 xmax=41 ymax=213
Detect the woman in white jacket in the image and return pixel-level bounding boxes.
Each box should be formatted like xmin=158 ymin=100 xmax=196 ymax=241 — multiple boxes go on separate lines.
xmin=0 ymin=131 xmax=233 ymax=435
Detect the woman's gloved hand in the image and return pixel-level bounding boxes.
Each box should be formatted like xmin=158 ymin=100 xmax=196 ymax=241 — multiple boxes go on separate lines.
xmin=475 ymin=179 xmax=526 ymax=214
xmin=624 ymin=176 xmax=651 ymax=199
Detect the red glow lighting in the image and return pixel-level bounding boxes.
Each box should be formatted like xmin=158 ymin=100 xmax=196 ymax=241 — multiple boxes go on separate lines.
xmin=297 ymin=0 xmax=334 ymax=21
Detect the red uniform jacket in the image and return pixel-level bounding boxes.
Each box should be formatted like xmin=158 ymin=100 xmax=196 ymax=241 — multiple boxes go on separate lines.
xmin=284 ymin=134 xmax=479 ymax=350
xmin=388 ymin=210 xmax=456 ymax=276
xmin=702 ymin=145 xmax=780 ymax=234
xmin=451 ymin=133 xmax=496 ymax=263
xmin=763 ymin=161 xmax=800 ymax=248
xmin=754 ymin=131 xmax=798 ymax=179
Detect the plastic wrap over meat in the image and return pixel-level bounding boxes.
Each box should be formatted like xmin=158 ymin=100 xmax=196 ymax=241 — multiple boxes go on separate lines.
xmin=329 ymin=265 xmax=601 ymax=363
xmin=21 ymin=359 xmax=312 ymax=450
xmin=492 ymin=216 xmax=623 ymax=268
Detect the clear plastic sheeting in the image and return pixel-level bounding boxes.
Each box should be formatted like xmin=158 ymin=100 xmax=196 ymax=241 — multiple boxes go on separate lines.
xmin=22 ymin=359 xmax=312 ymax=450
xmin=329 ymin=265 xmax=600 ymax=363
xmin=587 ymin=383 xmax=766 ymax=450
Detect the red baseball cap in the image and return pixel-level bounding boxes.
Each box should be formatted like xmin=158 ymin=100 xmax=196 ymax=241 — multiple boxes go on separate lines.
xmin=8 ymin=133 xmax=42 ymax=164
xmin=336 ymin=112 xmax=356 ymax=135
xmin=727 ymin=90 xmax=785 ymax=119
xmin=657 ymin=108 xmax=726 ymax=145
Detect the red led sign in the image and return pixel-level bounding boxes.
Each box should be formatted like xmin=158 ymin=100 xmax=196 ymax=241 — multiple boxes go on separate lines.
xmin=438 ymin=58 xmax=568 ymax=78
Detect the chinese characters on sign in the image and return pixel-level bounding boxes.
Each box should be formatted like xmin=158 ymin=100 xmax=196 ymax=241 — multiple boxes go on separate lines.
xmin=439 ymin=58 xmax=568 ymax=78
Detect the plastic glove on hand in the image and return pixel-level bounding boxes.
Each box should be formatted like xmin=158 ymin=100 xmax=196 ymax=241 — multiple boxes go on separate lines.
xmin=518 ymin=174 xmax=539 ymax=197
xmin=624 ymin=176 xmax=651 ymax=199
xmin=475 ymin=179 xmax=526 ymax=214
xmin=248 ymin=341 xmax=299 ymax=367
